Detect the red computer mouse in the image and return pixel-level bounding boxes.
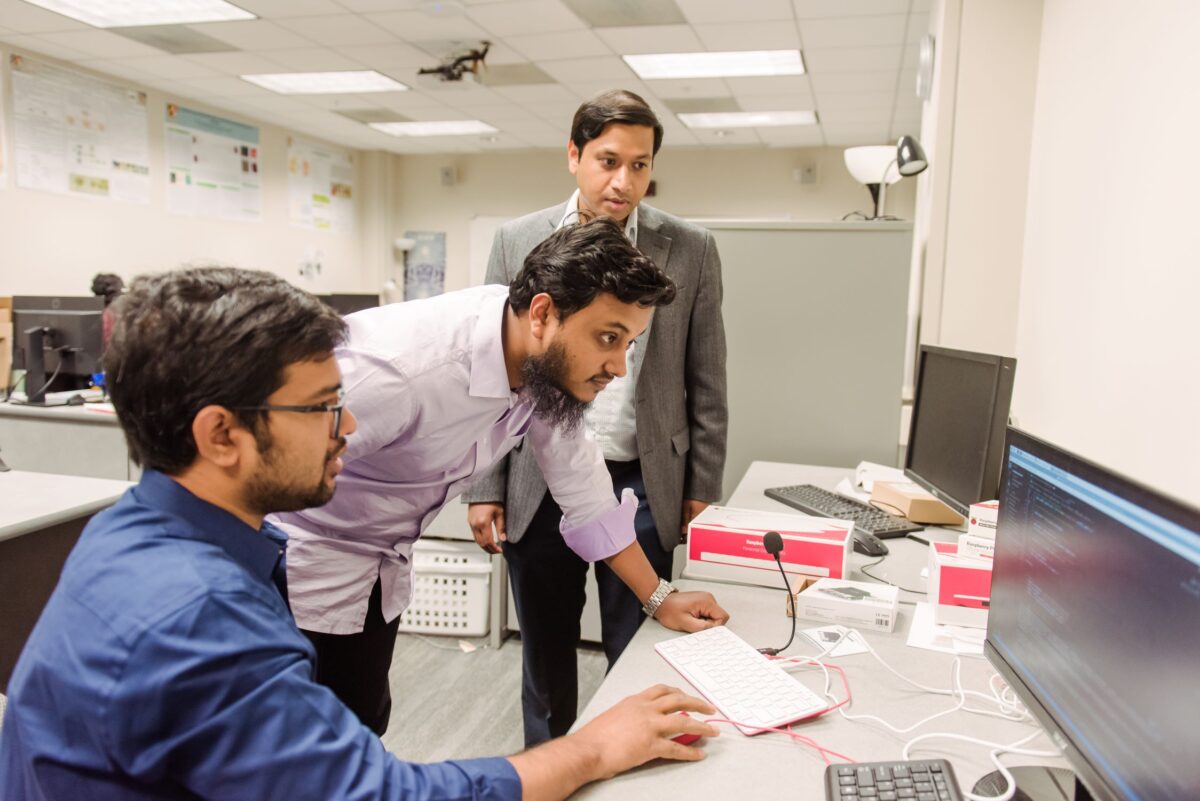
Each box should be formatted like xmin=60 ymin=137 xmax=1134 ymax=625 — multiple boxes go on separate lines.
xmin=671 ymin=711 xmax=702 ymax=745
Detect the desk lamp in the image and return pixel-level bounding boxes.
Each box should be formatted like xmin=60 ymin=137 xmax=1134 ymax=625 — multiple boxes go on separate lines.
xmin=843 ymin=135 xmax=928 ymax=220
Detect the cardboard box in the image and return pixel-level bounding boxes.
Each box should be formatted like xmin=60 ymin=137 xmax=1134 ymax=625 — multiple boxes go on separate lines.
xmin=0 ymin=297 xmax=11 ymax=324
xmin=928 ymin=542 xmax=993 ymax=628
xmin=793 ymin=577 xmax=899 ymax=632
xmin=871 ymin=480 xmax=965 ymax=525
xmin=958 ymin=532 xmax=995 ymax=561
xmin=0 ymin=320 xmax=12 ymax=390
xmin=968 ymin=500 xmax=1000 ymax=539
xmin=686 ymin=505 xmax=853 ymax=588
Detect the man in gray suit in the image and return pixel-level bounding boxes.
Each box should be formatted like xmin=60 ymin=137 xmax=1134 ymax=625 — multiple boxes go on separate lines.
xmin=464 ymin=90 xmax=728 ymax=746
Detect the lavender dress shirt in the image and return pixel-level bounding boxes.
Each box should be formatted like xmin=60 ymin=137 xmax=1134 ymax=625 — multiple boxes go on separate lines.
xmin=273 ymin=285 xmax=637 ymax=634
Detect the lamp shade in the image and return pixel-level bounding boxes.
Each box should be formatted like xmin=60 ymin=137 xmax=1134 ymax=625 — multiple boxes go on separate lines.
xmin=896 ymin=135 xmax=928 ymax=176
xmin=843 ymin=146 xmax=901 ymax=186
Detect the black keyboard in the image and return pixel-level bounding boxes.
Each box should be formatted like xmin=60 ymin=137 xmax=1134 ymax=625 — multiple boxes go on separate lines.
xmin=826 ymin=759 xmax=963 ymax=801
xmin=764 ymin=484 xmax=924 ymax=539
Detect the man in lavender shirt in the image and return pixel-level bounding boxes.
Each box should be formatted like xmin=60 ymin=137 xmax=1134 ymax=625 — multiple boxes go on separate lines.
xmin=273 ymin=218 xmax=730 ymax=733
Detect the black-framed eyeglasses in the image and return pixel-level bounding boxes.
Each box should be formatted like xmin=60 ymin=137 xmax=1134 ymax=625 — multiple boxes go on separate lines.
xmin=234 ymin=391 xmax=346 ymax=439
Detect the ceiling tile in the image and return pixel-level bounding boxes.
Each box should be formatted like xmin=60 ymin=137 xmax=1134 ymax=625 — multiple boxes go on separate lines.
xmin=756 ymin=126 xmax=824 ymax=147
xmin=467 ymin=0 xmax=586 ymax=37
xmin=538 ymin=55 xmax=635 ymax=82
xmin=814 ymin=90 xmax=894 ymax=111
xmin=818 ymin=108 xmax=892 ymax=125
xmin=693 ymin=21 xmax=800 ymax=51
xmin=737 ymin=92 xmax=814 ymax=111
xmin=232 ymin=0 xmax=348 ymax=17
xmin=435 ymin=84 xmax=516 ymax=107
xmin=37 ymin=29 xmax=165 ymax=59
xmin=372 ymin=90 xmax=457 ymax=110
xmin=100 ymin=55 xmax=224 ymax=80
xmin=0 ymin=33 xmax=94 ymax=61
xmin=725 ymin=75 xmax=813 ymax=98
xmin=901 ymin=44 xmax=919 ymax=71
xmin=72 ymin=59 xmax=150 ymax=84
xmin=184 ymin=51 xmax=291 ymax=75
xmin=644 ymin=78 xmax=731 ymax=99
xmin=683 ymin=127 xmax=763 ymax=146
xmin=366 ymin=11 xmax=492 ymax=41
xmin=807 ymin=70 xmax=896 ymax=93
xmin=335 ymin=41 xmax=434 ymax=70
xmin=559 ymin=78 xmax=656 ymax=102
xmin=187 ymin=20 xmax=315 ymax=51
xmin=560 ymin=0 xmax=685 ymax=28
xmin=820 ymin=122 xmax=890 ymax=145
xmin=491 ymin=82 xmax=576 ymax=104
xmin=791 ymin=0 xmax=910 ymax=18
xmin=676 ymin=0 xmax=792 ymax=24
xmin=476 ymin=62 xmax=555 ymax=86
xmin=662 ymin=96 xmax=739 ymax=113
xmin=174 ymin=76 xmax=278 ymax=98
xmin=335 ymin=0 xmax=429 ymax=10
xmin=595 ymin=24 xmax=702 ymax=56
xmin=0 ymin=0 xmax=89 ymax=33
xmin=276 ymin=15 xmax=398 ymax=46
xmin=515 ymin=130 xmax=569 ymax=147
xmin=799 ymin=14 xmax=908 ymax=48
xmin=524 ymin=99 xmax=581 ymax=123
xmin=263 ymin=47 xmax=367 ymax=71
xmin=507 ymin=29 xmax=610 ymax=60
xmin=804 ymin=46 xmax=904 ymax=73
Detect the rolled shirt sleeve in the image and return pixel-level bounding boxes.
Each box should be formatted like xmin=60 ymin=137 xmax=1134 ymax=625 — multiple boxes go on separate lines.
xmin=526 ymin=415 xmax=637 ymax=562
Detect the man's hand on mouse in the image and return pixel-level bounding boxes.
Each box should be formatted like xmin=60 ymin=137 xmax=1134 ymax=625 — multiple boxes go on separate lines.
xmin=571 ymin=685 xmax=718 ymax=779
xmin=654 ymin=590 xmax=730 ymax=632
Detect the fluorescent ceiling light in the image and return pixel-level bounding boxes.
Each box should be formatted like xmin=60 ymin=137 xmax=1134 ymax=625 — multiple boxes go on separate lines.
xmin=241 ymin=71 xmax=409 ymax=94
xmin=623 ymin=50 xmax=804 ymax=80
xmin=678 ymin=111 xmax=817 ymax=129
xmin=22 ymin=0 xmax=255 ymax=27
xmin=370 ymin=121 xmax=498 ymax=137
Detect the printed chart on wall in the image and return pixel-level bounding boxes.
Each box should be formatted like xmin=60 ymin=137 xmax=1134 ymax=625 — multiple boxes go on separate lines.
xmin=288 ymin=137 xmax=354 ymax=232
xmin=10 ymin=54 xmax=150 ymax=202
xmin=165 ymin=104 xmax=261 ymax=222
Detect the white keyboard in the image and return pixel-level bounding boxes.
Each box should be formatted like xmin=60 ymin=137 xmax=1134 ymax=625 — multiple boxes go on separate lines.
xmin=655 ymin=625 xmax=828 ymax=735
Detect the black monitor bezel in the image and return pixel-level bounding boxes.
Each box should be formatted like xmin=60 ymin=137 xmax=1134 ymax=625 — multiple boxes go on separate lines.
xmin=903 ymin=345 xmax=1016 ymax=516
xmin=985 ymin=426 xmax=1200 ymax=801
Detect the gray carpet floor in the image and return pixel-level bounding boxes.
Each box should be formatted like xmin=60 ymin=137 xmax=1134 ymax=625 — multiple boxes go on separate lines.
xmin=381 ymin=633 xmax=608 ymax=763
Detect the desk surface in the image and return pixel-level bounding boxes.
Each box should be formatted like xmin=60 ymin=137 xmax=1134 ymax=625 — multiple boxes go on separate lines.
xmin=572 ymin=579 xmax=1065 ymax=800
xmin=0 ymin=470 xmax=131 ymax=542
xmin=572 ymin=462 xmax=1065 ymax=799
xmin=0 ymin=400 xmax=120 ymax=425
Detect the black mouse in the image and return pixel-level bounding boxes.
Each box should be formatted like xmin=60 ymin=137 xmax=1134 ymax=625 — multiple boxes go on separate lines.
xmin=852 ymin=531 xmax=888 ymax=557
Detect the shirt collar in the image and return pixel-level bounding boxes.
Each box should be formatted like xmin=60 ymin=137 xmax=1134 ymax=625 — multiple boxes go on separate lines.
xmin=559 ymin=189 xmax=638 ymax=244
xmin=132 ymin=469 xmax=287 ymax=588
xmin=468 ymin=287 xmax=516 ymax=400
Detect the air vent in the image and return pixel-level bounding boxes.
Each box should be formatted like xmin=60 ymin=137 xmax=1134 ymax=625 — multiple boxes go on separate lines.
xmin=562 ymin=0 xmax=685 ymax=27
xmin=109 ymin=25 xmax=238 ymax=54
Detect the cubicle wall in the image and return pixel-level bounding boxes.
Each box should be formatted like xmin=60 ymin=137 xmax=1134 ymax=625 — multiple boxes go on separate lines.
xmin=702 ymin=221 xmax=913 ymax=497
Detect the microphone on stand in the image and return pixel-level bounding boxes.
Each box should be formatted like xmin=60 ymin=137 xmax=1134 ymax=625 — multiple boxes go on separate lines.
xmin=758 ymin=531 xmax=797 ymax=656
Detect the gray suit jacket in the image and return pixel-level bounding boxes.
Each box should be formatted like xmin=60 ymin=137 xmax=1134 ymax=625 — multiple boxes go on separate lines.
xmin=461 ymin=202 xmax=728 ymax=550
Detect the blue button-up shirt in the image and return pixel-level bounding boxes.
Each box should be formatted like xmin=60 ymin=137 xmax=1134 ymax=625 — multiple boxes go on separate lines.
xmin=0 ymin=470 xmax=521 ymax=801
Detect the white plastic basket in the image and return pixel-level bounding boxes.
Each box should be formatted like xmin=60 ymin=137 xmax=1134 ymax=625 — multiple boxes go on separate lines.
xmin=398 ymin=539 xmax=492 ymax=637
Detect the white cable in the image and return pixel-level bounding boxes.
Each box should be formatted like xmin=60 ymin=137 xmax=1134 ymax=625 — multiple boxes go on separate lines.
xmin=903 ymin=730 xmax=1060 ymax=801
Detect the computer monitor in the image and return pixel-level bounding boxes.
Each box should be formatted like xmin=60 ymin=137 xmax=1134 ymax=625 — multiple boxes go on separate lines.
xmin=11 ymin=296 xmax=104 ymax=405
xmin=983 ymin=428 xmax=1199 ymax=801
xmin=903 ymin=345 xmax=1016 ymax=516
xmin=321 ymin=293 xmax=379 ymax=317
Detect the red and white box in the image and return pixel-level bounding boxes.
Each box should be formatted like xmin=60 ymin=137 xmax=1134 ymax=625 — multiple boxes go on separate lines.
xmin=957 ymin=532 xmax=995 ymax=561
xmin=967 ymin=500 xmax=999 ymax=540
xmin=685 ymin=505 xmax=853 ymax=589
xmin=928 ymin=541 xmax=993 ymax=628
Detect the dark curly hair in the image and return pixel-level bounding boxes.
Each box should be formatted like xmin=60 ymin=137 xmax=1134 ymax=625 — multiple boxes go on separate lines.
xmin=90 ymin=273 xmax=124 ymax=306
xmin=571 ymin=89 xmax=664 ymax=158
xmin=508 ymin=216 xmax=676 ymax=321
xmin=103 ymin=267 xmax=346 ymax=474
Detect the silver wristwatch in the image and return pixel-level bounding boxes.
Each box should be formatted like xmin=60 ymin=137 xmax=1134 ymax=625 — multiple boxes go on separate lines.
xmin=641 ymin=578 xmax=678 ymax=619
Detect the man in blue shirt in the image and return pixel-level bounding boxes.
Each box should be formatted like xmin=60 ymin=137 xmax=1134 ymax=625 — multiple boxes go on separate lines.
xmin=0 ymin=267 xmax=717 ymax=801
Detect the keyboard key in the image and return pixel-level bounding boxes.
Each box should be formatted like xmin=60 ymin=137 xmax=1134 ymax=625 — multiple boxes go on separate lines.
xmin=825 ymin=760 xmax=962 ymax=801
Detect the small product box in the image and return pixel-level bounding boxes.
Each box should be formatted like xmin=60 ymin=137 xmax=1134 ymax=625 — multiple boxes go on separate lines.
xmin=967 ymin=500 xmax=1000 ymax=540
xmin=928 ymin=542 xmax=993 ymax=628
xmin=686 ymin=505 xmax=853 ymax=588
xmin=957 ymin=532 xmax=995 ymax=561
xmin=870 ymin=480 xmax=965 ymax=525
xmin=792 ymin=578 xmax=899 ymax=632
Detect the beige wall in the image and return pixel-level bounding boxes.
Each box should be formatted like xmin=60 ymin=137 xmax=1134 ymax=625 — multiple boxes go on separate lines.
xmin=917 ymin=0 xmax=1042 ymax=360
xmin=1014 ymin=0 xmax=1200 ymax=503
xmin=0 ymin=49 xmax=367 ymax=297
xmin=393 ymin=146 xmax=915 ymax=291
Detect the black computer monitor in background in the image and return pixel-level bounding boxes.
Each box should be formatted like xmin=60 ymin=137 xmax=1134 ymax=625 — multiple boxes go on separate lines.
xmin=983 ymin=428 xmax=1199 ymax=800
xmin=903 ymin=346 xmax=1016 ymax=516
xmin=321 ymin=293 xmax=379 ymax=317
xmin=11 ymin=296 xmax=104 ymax=405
